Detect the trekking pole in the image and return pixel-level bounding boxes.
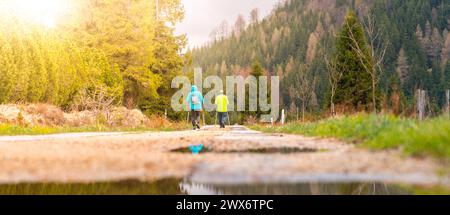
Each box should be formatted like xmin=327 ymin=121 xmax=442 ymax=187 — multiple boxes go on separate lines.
xmin=202 ymin=111 xmax=206 ymax=126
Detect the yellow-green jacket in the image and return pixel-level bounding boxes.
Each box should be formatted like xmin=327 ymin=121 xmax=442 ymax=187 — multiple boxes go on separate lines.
xmin=215 ymin=94 xmax=229 ymax=113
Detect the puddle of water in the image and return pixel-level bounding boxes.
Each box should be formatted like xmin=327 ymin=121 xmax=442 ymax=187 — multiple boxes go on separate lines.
xmin=171 ymin=147 xmax=320 ymax=154
xmin=171 ymin=147 xmax=212 ymax=154
xmin=0 ymin=179 xmax=447 ymax=195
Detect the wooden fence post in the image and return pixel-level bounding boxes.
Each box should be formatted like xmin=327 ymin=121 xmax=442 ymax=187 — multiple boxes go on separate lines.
xmin=417 ymin=89 xmax=426 ymax=121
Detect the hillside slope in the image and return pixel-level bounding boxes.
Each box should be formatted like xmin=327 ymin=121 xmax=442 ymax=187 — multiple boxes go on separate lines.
xmin=190 ymin=0 xmax=449 ymax=114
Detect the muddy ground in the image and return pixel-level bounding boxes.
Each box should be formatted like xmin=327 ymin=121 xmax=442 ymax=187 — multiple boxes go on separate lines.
xmin=0 ymin=126 xmax=448 ymax=186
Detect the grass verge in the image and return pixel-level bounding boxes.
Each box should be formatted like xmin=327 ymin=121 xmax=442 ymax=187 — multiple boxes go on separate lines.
xmin=251 ymin=114 xmax=450 ymax=161
xmin=0 ymin=123 xmax=190 ymax=136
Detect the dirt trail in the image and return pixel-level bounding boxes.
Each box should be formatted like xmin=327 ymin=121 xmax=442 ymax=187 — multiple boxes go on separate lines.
xmin=0 ymin=126 xmax=447 ymax=186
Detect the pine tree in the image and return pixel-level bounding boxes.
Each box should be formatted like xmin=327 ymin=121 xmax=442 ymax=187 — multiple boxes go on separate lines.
xmin=234 ymin=15 xmax=246 ymax=38
xmin=306 ymin=32 xmax=319 ymax=64
xmin=396 ymin=48 xmax=409 ymax=87
xmin=333 ymin=10 xmax=372 ymax=110
xmin=0 ymin=30 xmax=13 ymax=103
xmin=430 ymin=27 xmax=443 ymax=60
xmin=251 ymin=61 xmax=263 ymax=77
xmin=73 ymin=0 xmax=184 ymax=108
xmin=442 ymin=33 xmax=450 ymax=69
xmin=190 ymin=0 xmax=448 ymax=114
xmin=250 ymin=8 xmax=260 ymax=25
xmin=271 ymin=28 xmax=282 ymax=46
xmin=220 ymin=61 xmax=228 ymax=77
xmin=248 ymin=61 xmax=264 ymax=118
xmin=416 ymin=25 xmax=425 ymax=46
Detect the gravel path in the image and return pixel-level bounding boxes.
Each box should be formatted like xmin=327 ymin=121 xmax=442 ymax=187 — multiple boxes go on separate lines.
xmin=0 ymin=126 xmax=447 ymax=186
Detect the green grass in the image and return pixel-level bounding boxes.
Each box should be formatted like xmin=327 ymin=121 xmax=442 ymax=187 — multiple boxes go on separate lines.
xmin=251 ymin=114 xmax=450 ymax=161
xmin=0 ymin=123 xmax=189 ymax=136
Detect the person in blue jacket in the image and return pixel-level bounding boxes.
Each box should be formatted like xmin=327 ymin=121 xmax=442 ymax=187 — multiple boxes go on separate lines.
xmin=186 ymin=85 xmax=204 ymax=130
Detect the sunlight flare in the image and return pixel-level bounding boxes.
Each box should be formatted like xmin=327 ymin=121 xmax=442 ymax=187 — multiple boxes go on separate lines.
xmin=0 ymin=0 xmax=71 ymax=28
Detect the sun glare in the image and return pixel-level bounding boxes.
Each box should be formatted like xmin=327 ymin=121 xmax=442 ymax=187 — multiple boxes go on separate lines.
xmin=0 ymin=0 xmax=71 ymax=28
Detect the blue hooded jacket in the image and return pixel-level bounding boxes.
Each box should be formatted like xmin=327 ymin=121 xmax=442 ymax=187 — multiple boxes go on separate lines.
xmin=186 ymin=86 xmax=204 ymax=111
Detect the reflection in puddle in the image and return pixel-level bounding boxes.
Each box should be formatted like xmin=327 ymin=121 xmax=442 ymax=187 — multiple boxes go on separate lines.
xmin=0 ymin=179 xmax=446 ymax=195
xmin=179 ymin=182 xmax=413 ymax=195
xmin=171 ymin=147 xmax=320 ymax=154
xmin=0 ymin=179 xmax=185 ymax=195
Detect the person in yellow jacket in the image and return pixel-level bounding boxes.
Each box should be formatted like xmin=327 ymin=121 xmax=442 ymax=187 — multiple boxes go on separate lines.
xmin=215 ymin=90 xmax=229 ymax=128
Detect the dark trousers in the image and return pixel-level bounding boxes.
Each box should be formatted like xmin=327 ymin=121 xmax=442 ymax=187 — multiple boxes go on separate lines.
xmin=218 ymin=112 xmax=228 ymax=128
xmin=191 ymin=110 xmax=201 ymax=129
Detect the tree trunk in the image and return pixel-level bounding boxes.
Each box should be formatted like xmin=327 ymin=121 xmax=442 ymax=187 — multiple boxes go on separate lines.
xmin=446 ymin=89 xmax=449 ymax=117
xmin=372 ymin=76 xmax=377 ymax=113
xmin=330 ymin=91 xmax=336 ymax=116
xmin=302 ymin=103 xmax=305 ymax=122
xmin=331 ymin=102 xmax=335 ymax=116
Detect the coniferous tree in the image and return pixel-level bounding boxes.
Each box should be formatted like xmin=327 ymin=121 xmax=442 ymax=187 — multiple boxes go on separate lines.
xmin=396 ymin=48 xmax=410 ymax=87
xmin=333 ymin=10 xmax=372 ymax=110
xmin=247 ymin=61 xmax=264 ymax=118
xmin=442 ymin=33 xmax=450 ymax=69
xmin=0 ymin=0 xmax=185 ymax=118
xmin=191 ymin=0 xmax=449 ymax=114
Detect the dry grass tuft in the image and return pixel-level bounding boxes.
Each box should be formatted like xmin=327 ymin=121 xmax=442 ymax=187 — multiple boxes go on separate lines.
xmin=0 ymin=104 xmax=187 ymax=131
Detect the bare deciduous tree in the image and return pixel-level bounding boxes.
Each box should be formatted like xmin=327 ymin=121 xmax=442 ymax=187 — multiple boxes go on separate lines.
xmin=209 ymin=28 xmax=218 ymax=42
xmin=217 ymin=20 xmax=230 ymax=40
xmin=346 ymin=14 xmax=387 ymax=112
xmin=74 ymin=85 xmax=120 ymax=125
xmin=324 ymin=55 xmax=343 ymax=116
xmin=250 ymin=8 xmax=259 ymax=24
xmin=291 ymin=65 xmax=316 ymax=121
xmin=234 ymin=14 xmax=246 ymax=38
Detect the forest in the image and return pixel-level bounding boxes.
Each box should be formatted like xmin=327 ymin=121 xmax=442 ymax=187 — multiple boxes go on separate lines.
xmin=0 ymin=0 xmax=449 ymax=123
xmin=0 ymin=0 xmax=185 ymax=117
xmin=191 ymin=0 xmax=450 ymax=120
xmin=0 ymin=0 xmax=448 ymax=196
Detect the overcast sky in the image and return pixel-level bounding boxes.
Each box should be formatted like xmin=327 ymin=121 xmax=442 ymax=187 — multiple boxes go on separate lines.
xmin=175 ymin=0 xmax=278 ymax=49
